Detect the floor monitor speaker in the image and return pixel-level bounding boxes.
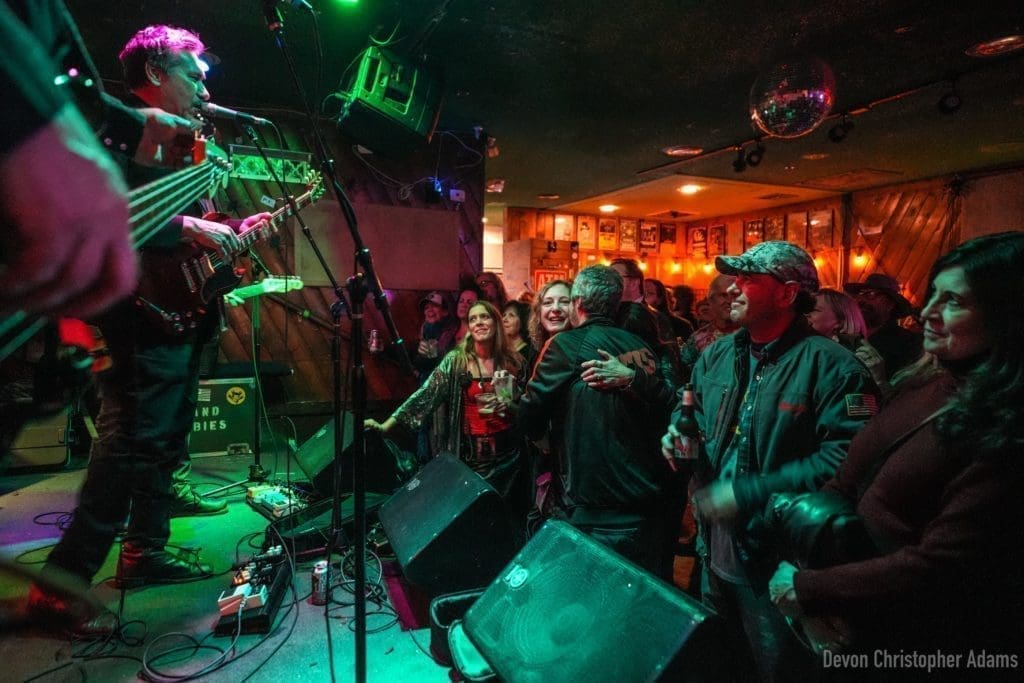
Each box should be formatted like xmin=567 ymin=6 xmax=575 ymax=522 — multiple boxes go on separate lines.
xmin=378 ymin=453 xmax=514 ymax=597
xmin=294 ymin=415 xmax=412 ymax=496
xmin=462 ymin=520 xmax=725 ymax=682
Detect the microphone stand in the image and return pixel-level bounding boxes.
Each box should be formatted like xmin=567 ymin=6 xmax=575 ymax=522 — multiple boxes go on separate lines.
xmin=261 ymin=5 xmax=414 ymax=682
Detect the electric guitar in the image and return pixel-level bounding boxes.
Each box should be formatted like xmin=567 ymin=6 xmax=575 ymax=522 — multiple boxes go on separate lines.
xmin=223 ymin=275 xmax=304 ymax=306
xmin=0 ymin=142 xmax=231 ymax=362
xmin=134 ymin=174 xmax=323 ymax=335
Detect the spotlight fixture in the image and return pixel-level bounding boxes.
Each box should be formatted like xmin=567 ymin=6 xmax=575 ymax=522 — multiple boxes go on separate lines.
xmin=745 ymin=141 xmax=765 ymax=167
xmin=732 ymin=146 xmax=747 ymax=173
xmin=937 ymin=82 xmax=962 ymax=115
xmin=828 ymin=114 xmax=855 ymax=143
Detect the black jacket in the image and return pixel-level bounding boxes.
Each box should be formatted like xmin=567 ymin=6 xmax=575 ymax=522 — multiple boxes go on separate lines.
xmin=519 ymin=315 xmax=674 ymax=514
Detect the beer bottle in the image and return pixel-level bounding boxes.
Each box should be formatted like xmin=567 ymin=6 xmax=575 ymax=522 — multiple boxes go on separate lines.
xmin=674 ymin=383 xmax=700 ymax=461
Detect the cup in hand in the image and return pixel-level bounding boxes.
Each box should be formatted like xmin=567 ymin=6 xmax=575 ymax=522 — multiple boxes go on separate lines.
xmin=476 ymin=391 xmax=498 ymax=416
xmin=418 ymin=338 xmax=440 ymax=358
xmin=492 ymin=370 xmax=514 ymax=403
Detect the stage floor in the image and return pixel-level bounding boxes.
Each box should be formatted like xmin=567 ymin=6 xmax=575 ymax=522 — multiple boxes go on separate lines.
xmin=0 ymin=451 xmax=450 ymax=682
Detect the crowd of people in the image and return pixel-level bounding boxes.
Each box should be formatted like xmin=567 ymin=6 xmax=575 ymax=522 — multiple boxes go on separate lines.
xmin=3 ymin=2 xmax=1021 ymax=677
xmin=374 ymin=238 xmax=1023 ymax=680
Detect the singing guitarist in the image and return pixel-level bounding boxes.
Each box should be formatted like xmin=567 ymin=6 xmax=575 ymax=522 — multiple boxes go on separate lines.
xmin=27 ymin=23 xmax=271 ymax=633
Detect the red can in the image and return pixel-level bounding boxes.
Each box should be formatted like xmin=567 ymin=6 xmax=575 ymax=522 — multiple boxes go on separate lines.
xmin=311 ymin=560 xmax=330 ymax=605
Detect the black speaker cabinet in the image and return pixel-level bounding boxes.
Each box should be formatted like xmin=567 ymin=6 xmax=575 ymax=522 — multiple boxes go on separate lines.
xmin=333 ymin=46 xmax=443 ymax=157
xmin=378 ymin=453 xmax=514 ymax=597
xmin=294 ymin=415 xmax=413 ymax=496
xmin=462 ymin=520 xmax=725 ymax=683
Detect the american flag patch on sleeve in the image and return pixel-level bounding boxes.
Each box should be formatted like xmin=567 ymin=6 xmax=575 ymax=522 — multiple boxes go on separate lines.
xmin=845 ymin=393 xmax=878 ymax=417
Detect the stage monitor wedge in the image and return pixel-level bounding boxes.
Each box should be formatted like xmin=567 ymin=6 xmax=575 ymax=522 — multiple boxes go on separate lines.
xmin=333 ymin=46 xmax=444 ymax=158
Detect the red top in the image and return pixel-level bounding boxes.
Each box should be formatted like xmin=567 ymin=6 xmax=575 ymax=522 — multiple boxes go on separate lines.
xmin=463 ymin=378 xmax=513 ymax=435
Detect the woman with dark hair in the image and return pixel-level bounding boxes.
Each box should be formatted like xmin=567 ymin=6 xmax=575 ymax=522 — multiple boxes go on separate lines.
xmin=475 ymin=271 xmax=509 ymax=310
xmin=769 ymin=232 xmax=1024 ymax=666
xmin=502 ymin=300 xmax=537 ymax=370
xmin=366 ymin=301 xmax=526 ymax=500
xmin=672 ymin=284 xmax=700 ymax=329
xmin=454 ymin=286 xmax=480 ymax=342
xmin=645 ymin=277 xmax=694 ymax=343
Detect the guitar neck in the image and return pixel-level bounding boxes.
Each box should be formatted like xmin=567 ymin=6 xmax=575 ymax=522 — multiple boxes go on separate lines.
xmin=232 ymin=188 xmax=319 ymax=256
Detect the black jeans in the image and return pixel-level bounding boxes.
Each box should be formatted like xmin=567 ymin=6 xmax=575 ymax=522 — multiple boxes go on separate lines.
xmin=46 ymin=306 xmax=210 ymax=582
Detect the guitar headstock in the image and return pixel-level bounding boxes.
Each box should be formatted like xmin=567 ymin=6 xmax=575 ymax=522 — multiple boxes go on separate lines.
xmin=304 ymin=170 xmax=326 ymax=202
xmin=261 ymin=275 xmax=304 ymax=294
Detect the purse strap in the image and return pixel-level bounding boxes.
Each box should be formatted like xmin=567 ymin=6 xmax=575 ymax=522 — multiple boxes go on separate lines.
xmin=854 ymin=402 xmax=954 ymax=502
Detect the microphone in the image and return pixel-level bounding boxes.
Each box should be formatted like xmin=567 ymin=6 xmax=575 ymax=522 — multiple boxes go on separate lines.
xmin=261 ymin=0 xmax=312 ymax=32
xmin=200 ymin=102 xmax=273 ymax=127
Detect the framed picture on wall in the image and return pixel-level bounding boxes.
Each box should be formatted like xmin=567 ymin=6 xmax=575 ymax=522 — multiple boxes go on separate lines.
xmin=708 ymin=225 xmax=727 ymax=256
xmin=598 ymin=218 xmax=618 ymax=250
xmin=764 ymin=215 xmax=785 ymax=242
xmin=809 ymin=209 xmax=834 ymax=249
xmin=639 ymin=221 xmax=659 ymax=251
xmin=554 ymin=214 xmax=575 ymax=241
xmin=659 ymin=224 xmax=677 ymax=246
xmin=619 ymin=219 xmax=638 ymax=252
xmin=744 ymin=219 xmax=764 ymax=248
xmin=786 ymin=211 xmax=808 ymax=246
xmin=689 ymin=225 xmax=708 ymax=258
xmin=576 ymin=215 xmax=597 ymax=250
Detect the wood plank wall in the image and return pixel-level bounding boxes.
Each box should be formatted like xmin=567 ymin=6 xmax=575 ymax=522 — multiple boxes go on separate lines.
xmin=207 ymin=114 xmax=485 ymax=412
xmin=849 ymin=176 xmax=960 ymax=310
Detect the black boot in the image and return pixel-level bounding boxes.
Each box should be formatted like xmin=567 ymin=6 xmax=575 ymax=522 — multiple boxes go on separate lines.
xmin=169 ymin=488 xmax=228 ymax=517
xmin=25 ymin=583 xmax=118 ymax=638
xmin=115 ymin=544 xmax=212 ymax=589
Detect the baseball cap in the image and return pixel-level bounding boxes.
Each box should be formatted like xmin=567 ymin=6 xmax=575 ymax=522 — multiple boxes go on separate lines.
xmin=715 ymin=241 xmax=819 ymax=293
xmin=419 ymin=291 xmax=447 ymax=311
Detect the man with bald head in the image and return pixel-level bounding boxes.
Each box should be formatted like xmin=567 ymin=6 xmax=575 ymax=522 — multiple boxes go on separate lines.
xmin=679 ymin=273 xmax=739 ymax=379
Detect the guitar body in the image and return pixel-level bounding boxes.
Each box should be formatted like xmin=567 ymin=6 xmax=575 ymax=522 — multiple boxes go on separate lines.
xmin=135 ymin=242 xmax=241 ymax=334
xmin=132 ymin=177 xmax=324 ymax=336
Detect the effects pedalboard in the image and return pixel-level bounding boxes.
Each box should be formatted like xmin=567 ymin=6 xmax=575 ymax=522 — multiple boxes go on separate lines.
xmin=214 ymin=546 xmax=292 ymax=636
xmin=246 ymin=484 xmax=309 ymax=519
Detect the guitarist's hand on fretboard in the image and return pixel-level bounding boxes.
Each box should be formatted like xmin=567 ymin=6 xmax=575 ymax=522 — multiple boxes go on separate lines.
xmin=181 ymin=216 xmax=242 ymax=258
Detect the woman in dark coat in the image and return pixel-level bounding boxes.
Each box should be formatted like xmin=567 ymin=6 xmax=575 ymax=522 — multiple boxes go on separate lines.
xmin=769 ymin=232 xmax=1024 ymax=673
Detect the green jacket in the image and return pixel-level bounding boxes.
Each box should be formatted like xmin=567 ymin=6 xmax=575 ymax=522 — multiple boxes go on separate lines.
xmin=681 ymin=316 xmax=878 ymax=561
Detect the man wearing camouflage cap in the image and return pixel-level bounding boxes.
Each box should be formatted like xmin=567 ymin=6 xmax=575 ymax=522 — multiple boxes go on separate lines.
xmin=662 ymin=241 xmax=878 ymax=680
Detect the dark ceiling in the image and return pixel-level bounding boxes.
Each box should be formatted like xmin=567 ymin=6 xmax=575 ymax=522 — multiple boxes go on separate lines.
xmin=70 ymin=1 xmax=1024 ymax=217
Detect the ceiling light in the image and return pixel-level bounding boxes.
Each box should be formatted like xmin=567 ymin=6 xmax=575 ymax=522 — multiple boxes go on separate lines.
xmin=485 ymin=178 xmax=505 ymax=193
xmin=678 ymin=184 xmax=703 ymax=195
xmin=537 ymin=193 xmax=560 ymax=200
xmin=966 ymin=35 xmax=1024 ymax=58
xmin=598 ymin=204 xmax=619 ymax=213
xmin=661 ymin=145 xmax=704 ymax=157
xmin=801 ymin=152 xmax=829 ymax=161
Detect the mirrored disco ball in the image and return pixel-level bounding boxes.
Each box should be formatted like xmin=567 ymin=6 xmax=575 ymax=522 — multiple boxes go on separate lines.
xmin=749 ymin=56 xmax=836 ymax=139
